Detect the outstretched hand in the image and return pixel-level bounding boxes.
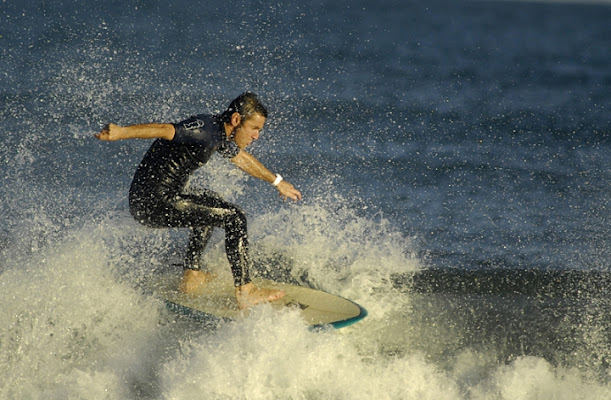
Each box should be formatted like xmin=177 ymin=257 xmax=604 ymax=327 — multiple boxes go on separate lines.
xmin=276 ymin=181 xmax=302 ymax=202
xmin=95 ymin=124 xmax=122 ymax=141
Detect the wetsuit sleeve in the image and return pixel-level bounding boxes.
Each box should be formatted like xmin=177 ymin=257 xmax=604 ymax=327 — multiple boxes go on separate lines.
xmin=172 ymin=116 xmax=210 ymax=145
xmin=172 ymin=115 xmax=240 ymax=159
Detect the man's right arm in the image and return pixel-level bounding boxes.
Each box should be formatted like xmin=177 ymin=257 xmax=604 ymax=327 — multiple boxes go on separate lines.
xmin=95 ymin=123 xmax=175 ymax=141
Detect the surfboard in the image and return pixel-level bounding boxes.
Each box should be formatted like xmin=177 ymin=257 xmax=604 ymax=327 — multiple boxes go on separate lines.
xmin=148 ymin=275 xmax=367 ymax=330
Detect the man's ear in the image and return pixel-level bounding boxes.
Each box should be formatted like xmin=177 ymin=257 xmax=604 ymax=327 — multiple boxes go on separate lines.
xmin=230 ymin=112 xmax=242 ymax=127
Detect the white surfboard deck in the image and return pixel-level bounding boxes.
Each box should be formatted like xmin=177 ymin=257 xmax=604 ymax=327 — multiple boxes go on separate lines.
xmin=149 ymin=275 xmax=367 ymax=329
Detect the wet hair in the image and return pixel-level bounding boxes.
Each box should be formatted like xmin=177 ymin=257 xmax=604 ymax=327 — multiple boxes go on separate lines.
xmin=219 ymin=92 xmax=268 ymax=124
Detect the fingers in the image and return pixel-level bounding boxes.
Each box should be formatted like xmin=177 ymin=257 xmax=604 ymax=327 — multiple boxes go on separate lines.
xmin=278 ymin=185 xmax=302 ymax=202
xmin=280 ymin=193 xmax=297 ymax=201
xmin=292 ymin=188 xmax=302 ymax=201
xmin=95 ymin=124 xmax=108 ymax=140
xmin=95 ymin=124 xmax=115 ymax=141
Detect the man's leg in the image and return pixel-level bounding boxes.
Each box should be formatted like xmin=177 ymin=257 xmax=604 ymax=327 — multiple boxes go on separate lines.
xmin=185 ymin=225 xmax=214 ymax=270
xmin=180 ymin=225 xmax=215 ymax=294
xmin=166 ymin=191 xmax=254 ymax=289
xmin=169 ymin=191 xmax=284 ymax=306
xmin=222 ymin=206 xmax=252 ymax=287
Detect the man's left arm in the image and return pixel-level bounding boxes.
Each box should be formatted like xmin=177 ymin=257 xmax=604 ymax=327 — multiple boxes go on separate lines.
xmin=231 ymin=150 xmax=302 ymax=201
xmin=95 ymin=123 xmax=175 ymax=141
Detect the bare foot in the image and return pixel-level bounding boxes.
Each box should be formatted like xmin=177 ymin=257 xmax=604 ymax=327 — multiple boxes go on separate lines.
xmin=236 ymin=282 xmax=285 ymax=310
xmin=179 ymin=269 xmax=216 ymax=294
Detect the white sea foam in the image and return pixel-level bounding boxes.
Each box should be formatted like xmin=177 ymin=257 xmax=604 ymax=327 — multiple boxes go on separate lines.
xmin=0 ymin=231 xmax=162 ymax=399
xmin=1 ymin=204 xmax=610 ymax=399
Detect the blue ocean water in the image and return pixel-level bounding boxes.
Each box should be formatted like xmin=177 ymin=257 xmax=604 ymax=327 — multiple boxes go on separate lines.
xmin=1 ymin=0 xmax=610 ymax=398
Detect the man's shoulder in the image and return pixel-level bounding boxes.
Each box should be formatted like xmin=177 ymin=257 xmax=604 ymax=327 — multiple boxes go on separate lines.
xmin=179 ymin=114 xmax=218 ymax=131
xmin=172 ymin=113 xmax=224 ymax=147
xmin=188 ymin=113 xmax=216 ymax=123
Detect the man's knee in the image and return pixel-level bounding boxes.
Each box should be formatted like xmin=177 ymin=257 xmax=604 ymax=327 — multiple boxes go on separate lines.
xmin=227 ymin=205 xmax=247 ymax=230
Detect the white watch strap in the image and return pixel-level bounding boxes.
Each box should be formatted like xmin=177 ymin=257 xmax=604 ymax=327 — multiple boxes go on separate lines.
xmin=272 ymin=174 xmax=283 ymax=186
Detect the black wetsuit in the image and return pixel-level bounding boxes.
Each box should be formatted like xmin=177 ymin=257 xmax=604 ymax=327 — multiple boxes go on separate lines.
xmin=128 ymin=114 xmax=252 ymax=286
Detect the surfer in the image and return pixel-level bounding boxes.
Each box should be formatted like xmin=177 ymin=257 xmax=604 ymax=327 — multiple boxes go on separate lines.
xmin=95 ymin=92 xmax=301 ymax=309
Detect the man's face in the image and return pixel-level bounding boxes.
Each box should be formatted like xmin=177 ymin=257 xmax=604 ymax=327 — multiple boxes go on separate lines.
xmin=232 ymin=113 xmax=266 ymax=149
